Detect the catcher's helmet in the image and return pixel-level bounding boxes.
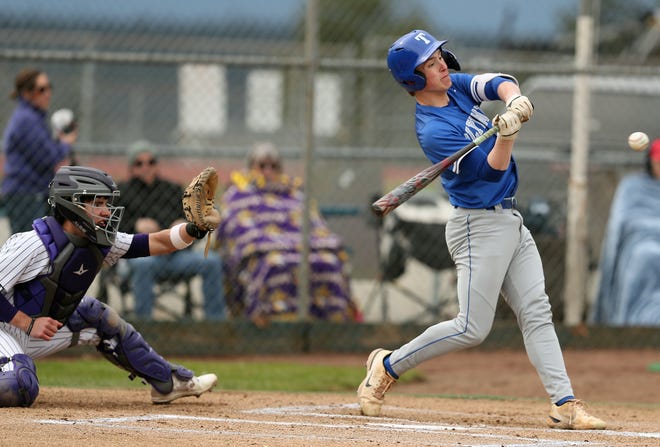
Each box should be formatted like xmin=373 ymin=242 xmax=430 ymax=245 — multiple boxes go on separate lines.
xmin=387 ymin=29 xmax=461 ymax=93
xmin=48 ymin=166 xmax=124 ymax=246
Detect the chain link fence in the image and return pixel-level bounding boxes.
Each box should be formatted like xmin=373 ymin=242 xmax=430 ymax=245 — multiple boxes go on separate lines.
xmin=1 ymin=0 xmax=659 ymax=352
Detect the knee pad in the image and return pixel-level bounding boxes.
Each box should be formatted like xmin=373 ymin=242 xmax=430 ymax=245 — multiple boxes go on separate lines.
xmin=0 ymin=354 xmax=39 ymax=407
xmin=67 ymin=296 xmax=121 ymax=336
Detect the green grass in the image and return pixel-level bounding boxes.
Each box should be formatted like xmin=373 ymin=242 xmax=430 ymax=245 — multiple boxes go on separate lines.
xmin=35 ymin=357 xmax=424 ymax=392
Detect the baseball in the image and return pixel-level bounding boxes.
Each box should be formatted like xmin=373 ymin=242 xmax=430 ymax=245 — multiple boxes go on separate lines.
xmin=628 ymin=131 xmax=650 ymax=152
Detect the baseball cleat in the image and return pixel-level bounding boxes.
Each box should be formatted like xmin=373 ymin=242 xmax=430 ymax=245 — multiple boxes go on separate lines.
xmin=547 ymin=399 xmax=607 ymax=430
xmin=151 ymin=373 xmax=218 ymax=404
xmin=357 ymin=348 xmax=396 ymax=416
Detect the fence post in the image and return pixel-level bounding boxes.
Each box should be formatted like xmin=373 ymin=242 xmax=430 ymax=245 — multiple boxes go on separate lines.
xmin=298 ymin=0 xmax=319 ymax=321
xmin=564 ymin=0 xmax=595 ymax=327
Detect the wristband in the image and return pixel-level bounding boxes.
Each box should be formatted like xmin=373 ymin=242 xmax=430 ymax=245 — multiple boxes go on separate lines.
xmin=169 ymin=223 xmax=193 ymax=249
xmin=505 ymin=95 xmax=521 ymax=107
xmin=26 ymin=317 xmax=36 ymax=336
xmin=185 ymin=222 xmax=208 ymax=240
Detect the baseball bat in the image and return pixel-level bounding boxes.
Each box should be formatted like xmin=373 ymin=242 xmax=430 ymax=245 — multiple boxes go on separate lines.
xmin=371 ymin=125 xmax=500 ymax=217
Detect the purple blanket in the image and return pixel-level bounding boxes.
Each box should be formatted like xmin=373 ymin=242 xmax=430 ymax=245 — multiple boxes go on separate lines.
xmin=216 ymin=171 xmax=360 ymax=323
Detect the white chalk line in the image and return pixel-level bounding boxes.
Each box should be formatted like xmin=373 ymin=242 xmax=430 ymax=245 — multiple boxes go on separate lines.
xmin=248 ymin=403 xmax=660 ymax=439
xmin=33 ymin=403 xmax=660 ymax=447
xmin=35 ymin=416 xmax=357 ymax=443
xmin=34 ymin=414 xmax=589 ymax=447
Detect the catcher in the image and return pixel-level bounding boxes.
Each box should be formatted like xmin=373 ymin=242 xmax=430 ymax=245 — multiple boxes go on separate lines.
xmin=0 ymin=165 xmax=220 ymax=407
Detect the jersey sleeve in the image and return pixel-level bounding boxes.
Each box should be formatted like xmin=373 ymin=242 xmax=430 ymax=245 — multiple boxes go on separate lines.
xmin=470 ymin=73 xmax=518 ymax=102
xmin=452 ymin=73 xmax=519 ymax=103
xmin=103 ymin=231 xmax=143 ymax=266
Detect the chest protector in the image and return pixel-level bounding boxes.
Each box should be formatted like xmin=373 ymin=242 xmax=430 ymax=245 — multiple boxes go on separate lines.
xmin=13 ymin=217 xmax=109 ymax=323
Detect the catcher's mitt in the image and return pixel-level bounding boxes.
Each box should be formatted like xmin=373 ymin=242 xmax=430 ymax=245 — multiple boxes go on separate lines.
xmin=182 ymin=167 xmax=220 ymax=256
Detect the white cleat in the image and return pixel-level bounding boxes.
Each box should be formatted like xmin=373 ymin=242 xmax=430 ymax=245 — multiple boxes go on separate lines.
xmin=151 ymin=373 xmax=218 ymax=404
xmin=357 ymin=348 xmax=396 ymax=416
xmin=547 ymin=399 xmax=607 ymax=430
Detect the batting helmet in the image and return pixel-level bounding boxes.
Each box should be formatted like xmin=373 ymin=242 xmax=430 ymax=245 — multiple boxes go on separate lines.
xmin=387 ymin=30 xmax=461 ymax=93
xmin=48 ymin=166 xmax=124 ymax=246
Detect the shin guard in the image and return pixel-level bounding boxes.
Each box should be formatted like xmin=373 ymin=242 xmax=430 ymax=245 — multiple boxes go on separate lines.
xmin=68 ymin=297 xmax=192 ymax=394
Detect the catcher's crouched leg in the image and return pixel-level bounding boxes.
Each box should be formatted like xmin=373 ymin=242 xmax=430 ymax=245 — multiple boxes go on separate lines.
xmin=0 ymin=354 xmax=39 ymax=407
xmin=67 ymin=297 xmax=191 ymax=395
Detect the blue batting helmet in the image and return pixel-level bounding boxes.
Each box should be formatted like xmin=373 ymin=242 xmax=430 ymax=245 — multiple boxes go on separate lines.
xmin=387 ymin=30 xmax=460 ymax=93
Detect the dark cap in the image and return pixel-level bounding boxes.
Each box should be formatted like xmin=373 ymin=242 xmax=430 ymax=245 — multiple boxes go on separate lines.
xmin=127 ymin=140 xmax=157 ymax=165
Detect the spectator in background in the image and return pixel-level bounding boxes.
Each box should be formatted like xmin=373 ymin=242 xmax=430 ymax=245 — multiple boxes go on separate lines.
xmin=216 ymin=142 xmax=360 ymax=325
xmin=1 ymin=68 xmax=77 ymax=234
xmin=117 ymin=140 xmax=225 ymax=320
xmin=590 ymin=138 xmax=660 ymax=326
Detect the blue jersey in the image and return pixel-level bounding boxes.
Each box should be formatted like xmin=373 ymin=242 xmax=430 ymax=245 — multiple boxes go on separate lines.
xmin=415 ymin=73 xmax=518 ymax=209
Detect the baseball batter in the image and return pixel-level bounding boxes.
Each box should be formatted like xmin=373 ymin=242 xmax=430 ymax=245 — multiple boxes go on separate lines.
xmin=0 ymin=165 xmax=217 ymax=407
xmin=357 ymin=30 xmax=607 ymax=430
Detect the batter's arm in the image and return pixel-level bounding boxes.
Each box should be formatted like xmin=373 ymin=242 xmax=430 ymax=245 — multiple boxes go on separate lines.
xmin=498 ymin=81 xmax=534 ymax=123
xmin=497 ymin=80 xmax=523 ymax=104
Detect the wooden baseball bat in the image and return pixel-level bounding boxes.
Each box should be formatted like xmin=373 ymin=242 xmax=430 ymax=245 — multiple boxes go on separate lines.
xmin=371 ymin=125 xmax=500 ymax=217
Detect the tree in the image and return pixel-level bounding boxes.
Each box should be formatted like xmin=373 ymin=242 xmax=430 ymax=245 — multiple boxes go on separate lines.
xmin=556 ymin=0 xmax=657 ymax=59
xmin=297 ymin=0 xmax=434 ymax=56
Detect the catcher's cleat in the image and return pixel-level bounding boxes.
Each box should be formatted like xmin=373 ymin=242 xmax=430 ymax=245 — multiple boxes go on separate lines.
xmin=357 ymin=348 xmax=396 ymax=416
xmin=547 ymin=399 xmax=607 ymax=430
xmin=151 ymin=373 xmax=218 ymax=404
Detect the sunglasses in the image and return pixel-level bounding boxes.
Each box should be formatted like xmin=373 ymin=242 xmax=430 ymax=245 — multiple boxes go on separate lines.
xmin=133 ymin=158 xmax=157 ymax=167
xmin=34 ymin=83 xmax=53 ymax=94
xmin=258 ymin=162 xmax=280 ymax=170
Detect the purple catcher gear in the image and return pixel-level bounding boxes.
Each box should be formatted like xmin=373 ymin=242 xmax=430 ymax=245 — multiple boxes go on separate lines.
xmin=387 ymin=29 xmax=460 ymax=92
xmin=67 ymin=297 xmax=191 ymax=394
xmin=0 ymin=354 xmax=39 ymax=407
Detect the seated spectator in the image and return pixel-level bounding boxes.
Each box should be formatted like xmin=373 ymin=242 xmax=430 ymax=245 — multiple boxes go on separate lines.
xmin=590 ymin=138 xmax=660 ymax=326
xmin=117 ymin=140 xmax=225 ymax=320
xmin=215 ymin=142 xmax=360 ymax=325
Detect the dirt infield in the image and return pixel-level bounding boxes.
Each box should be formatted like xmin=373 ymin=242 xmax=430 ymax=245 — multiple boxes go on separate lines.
xmin=1 ymin=349 xmax=658 ymax=447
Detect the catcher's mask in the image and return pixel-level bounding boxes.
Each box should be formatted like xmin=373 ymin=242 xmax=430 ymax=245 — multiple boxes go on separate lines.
xmin=48 ymin=166 xmax=124 ymax=246
xmin=387 ymin=29 xmax=460 ymax=93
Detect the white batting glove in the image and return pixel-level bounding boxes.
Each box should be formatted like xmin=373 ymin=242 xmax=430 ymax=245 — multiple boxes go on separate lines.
xmin=506 ymin=95 xmax=534 ymax=122
xmin=493 ymin=111 xmax=522 ymax=141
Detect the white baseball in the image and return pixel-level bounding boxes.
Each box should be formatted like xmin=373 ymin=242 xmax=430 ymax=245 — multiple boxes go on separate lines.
xmin=628 ymin=131 xmax=650 ymax=152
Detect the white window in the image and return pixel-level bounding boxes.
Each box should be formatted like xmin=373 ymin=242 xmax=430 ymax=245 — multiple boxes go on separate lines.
xmin=246 ymin=69 xmax=283 ymax=132
xmin=178 ymin=64 xmax=226 ymax=134
xmin=314 ymin=73 xmax=341 ymax=137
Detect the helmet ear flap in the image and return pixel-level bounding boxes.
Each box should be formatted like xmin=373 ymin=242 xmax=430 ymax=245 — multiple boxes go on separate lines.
xmin=442 ymin=48 xmax=461 ymax=71
xmin=401 ymin=69 xmax=427 ymax=92
xmin=410 ymin=69 xmax=427 ymax=91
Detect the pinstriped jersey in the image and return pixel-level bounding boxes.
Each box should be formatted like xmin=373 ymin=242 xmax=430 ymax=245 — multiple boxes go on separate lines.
xmin=0 ymin=228 xmax=133 ymax=323
xmin=415 ymin=72 xmax=519 ymax=209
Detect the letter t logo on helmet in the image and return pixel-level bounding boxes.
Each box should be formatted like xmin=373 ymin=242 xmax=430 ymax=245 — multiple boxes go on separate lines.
xmin=414 ymin=32 xmax=431 ymax=45
xmin=387 ymin=29 xmax=461 ymax=93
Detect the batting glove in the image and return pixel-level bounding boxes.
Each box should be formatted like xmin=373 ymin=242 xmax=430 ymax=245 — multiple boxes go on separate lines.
xmin=493 ymin=111 xmax=522 ymax=141
xmin=506 ymin=95 xmax=534 ymax=122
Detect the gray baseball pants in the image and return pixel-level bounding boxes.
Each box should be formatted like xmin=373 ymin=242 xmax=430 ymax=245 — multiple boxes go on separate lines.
xmin=388 ymin=206 xmax=574 ymax=403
